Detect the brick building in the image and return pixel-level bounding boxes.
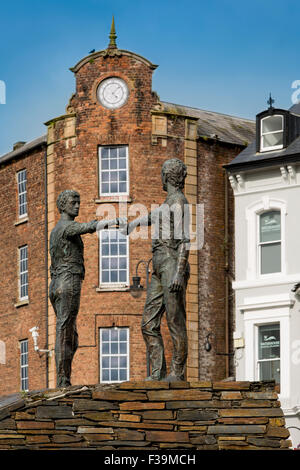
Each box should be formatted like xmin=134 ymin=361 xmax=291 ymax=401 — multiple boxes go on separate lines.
xmin=0 ymin=23 xmax=255 ymax=394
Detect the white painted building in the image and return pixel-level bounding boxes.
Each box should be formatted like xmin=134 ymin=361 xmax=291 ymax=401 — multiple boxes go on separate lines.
xmin=226 ymin=101 xmax=300 ymax=447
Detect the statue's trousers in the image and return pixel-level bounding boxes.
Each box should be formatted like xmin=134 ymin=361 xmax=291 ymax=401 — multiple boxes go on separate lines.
xmin=49 ymin=272 xmax=81 ymax=387
xmin=141 ymin=248 xmax=189 ymax=380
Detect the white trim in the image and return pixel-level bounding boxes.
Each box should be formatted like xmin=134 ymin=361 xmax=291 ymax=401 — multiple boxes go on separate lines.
xmin=99 ymin=230 xmax=129 ymax=287
xmin=280 ymin=166 xmax=289 ymax=183
xmin=283 ymin=405 xmax=300 ymax=417
xmin=17 ymin=169 xmax=27 ymax=218
xmin=233 ymin=182 xmax=300 ymax=197
xmin=258 ymin=210 xmax=281 ymax=276
xmin=287 ymin=165 xmax=296 ymax=182
xmin=96 ymin=285 xmax=129 ymax=292
xmin=244 ymin=308 xmax=290 ymax=400
xmin=99 ymin=145 xmax=129 ymax=197
xmin=228 ymin=175 xmax=238 ymax=191
xmin=236 ymin=174 xmax=245 ymax=189
xmin=18 ymin=245 xmax=28 ymax=301
xmin=256 ymin=323 xmax=280 ymax=383
xmin=245 ymin=198 xmax=287 ymax=281
xmin=99 ymin=327 xmax=130 ymax=384
xmin=20 ymin=339 xmax=29 ymax=392
xmin=232 ymin=273 xmax=300 ymax=290
xmin=14 ymin=217 xmax=29 ymax=226
xmin=260 ymin=115 xmax=284 ymax=152
xmin=238 ymin=299 xmax=295 ymax=312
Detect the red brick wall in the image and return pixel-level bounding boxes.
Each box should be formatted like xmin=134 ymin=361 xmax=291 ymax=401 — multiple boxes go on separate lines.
xmin=197 ymin=139 xmax=240 ymax=380
xmin=0 ymin=147 xmax=47 ymax=394
xmin=47 ymin=52 xmax=187 ymax=386
xmin=0 ymin=48 xmax=247 ymax=393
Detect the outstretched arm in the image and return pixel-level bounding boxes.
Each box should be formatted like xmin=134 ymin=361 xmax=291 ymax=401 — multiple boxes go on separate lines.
xmin=64 ymin=217 xmax=127 ymax=237
xmin=97 ymin=217 xmax=127 ymax=231
xmin=121 ymin=207 xmax=160 ymax=235
xmin=64 ymin=220 xmax=98 ymax=237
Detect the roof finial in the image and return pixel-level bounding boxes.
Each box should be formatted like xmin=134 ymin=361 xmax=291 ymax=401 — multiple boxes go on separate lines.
xmin=267 ymin=92 xmax=275 ymax=109
xmin=108 ymin=16 xmax=117 ymax=49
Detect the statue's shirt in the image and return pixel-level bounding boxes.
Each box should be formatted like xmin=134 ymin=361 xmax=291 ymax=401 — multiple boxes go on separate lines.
xmin=50 ymin=219 xmax=97 ymax=279
xmin=151 ymin=191 xmax=190 ymax=253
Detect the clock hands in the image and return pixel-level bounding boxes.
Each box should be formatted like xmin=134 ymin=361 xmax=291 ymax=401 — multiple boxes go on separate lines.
xmin=97 ymin=78 xmax=128 ymax=109
xmin=108 ymin=84 xmax=122 ymax=102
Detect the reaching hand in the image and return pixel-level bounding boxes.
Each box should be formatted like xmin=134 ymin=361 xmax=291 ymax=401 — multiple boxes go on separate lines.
xmin=120 ymin=221 xmax=137 ymax=236
xmin=169 ymin=273 xmax=184 ymax=292
xmin=116 ymin=217 xmax=128 ymax=228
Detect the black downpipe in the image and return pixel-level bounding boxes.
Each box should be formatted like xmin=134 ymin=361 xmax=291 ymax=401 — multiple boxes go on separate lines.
xmin=44 ymin=146 xmax=49 ymax=389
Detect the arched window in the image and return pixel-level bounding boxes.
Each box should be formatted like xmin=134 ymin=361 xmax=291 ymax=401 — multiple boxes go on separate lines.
xmin=259 ymin=210 xmax=281 ymax=274
xmin=260 ymin=115 xmax=283 ymax=151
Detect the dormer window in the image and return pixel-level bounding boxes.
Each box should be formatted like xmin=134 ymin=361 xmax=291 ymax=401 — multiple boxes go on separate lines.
xmin=260 ymin=115 xmax=283 ymax=152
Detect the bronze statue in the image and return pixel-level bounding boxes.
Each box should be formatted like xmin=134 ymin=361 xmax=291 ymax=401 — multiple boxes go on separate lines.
xmin=125 ymin=159 xmax=190 ymax=381
xmin=49 ymin=190 xmax=123 ymax=387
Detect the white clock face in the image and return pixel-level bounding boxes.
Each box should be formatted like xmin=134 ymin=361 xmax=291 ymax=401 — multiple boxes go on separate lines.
xmin=97 ymin=77 xmax=129 ymax=109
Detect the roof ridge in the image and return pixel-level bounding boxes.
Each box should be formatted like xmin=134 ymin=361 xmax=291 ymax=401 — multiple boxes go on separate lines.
xmin=161 ymin=100 xmax=254 ymax=123
xmin=0 ymin=134 xmax=47 ymax=162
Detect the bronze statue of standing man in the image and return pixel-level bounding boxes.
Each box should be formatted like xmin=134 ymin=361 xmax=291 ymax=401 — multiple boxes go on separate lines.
xmin=125 ymin=159 xmax=190 ymax=381
xmin=49 ymin=190 xmax=123 ymax=387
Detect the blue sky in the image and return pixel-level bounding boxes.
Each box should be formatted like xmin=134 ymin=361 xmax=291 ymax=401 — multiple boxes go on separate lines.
xmin=0 ymin=0 xmax=299 ymax=155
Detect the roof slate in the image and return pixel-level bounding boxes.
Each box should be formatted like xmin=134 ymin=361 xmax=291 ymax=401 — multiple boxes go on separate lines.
xmin=226 ymin=103 xmax=300 ymax=170
xmin=0 ymin=135 xmax=47 ymax=165
xmin=0 ymin=102 xmax=256 ymax=165
xmin=160 ymin=101 xmax=255 ymax=146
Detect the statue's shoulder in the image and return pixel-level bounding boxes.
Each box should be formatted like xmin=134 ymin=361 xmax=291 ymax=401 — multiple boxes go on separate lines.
xmin=169 ymin=191 xmax=188 ymax=206
xmin=50 ymin=219 xmax=73 ymax=240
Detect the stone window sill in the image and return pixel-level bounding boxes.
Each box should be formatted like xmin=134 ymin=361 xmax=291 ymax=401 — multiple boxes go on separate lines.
xmin=15 ymin=299 xmax=29 ymax=308
xmin=94 ymin=197 xmax=132 ymax=204
xmin=96 ymin=285 xmax=130 ymax=292
xmin=15 ymin=217 xmax=28 ymax=226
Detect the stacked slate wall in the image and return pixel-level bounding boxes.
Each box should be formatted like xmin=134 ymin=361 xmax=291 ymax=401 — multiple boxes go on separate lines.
xmin=0 ymin=381 xmax=291 ymax=450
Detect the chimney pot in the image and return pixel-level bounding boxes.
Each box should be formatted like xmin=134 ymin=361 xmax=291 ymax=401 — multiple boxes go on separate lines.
xmin=13 ymin=141 xmax=26 ymax=151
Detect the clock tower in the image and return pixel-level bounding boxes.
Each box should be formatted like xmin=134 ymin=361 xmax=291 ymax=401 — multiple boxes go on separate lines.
xmin=44 ymin=19 xmax=182 ymax=388
xmin=43 ymin=18 xmax=203 ymax=388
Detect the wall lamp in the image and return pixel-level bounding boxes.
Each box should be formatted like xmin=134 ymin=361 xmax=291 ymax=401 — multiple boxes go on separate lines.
xmin=130 ymin=276 xmax=144 ymax=299
xmin=129 ymin=259 xmax=152 ymax=377
xmin=29 ymin=327 xmax=53 ymax=357
xmin=204 ymin=332 xmax=234 ymax=356
xmin=130 ymin=259 xmax=152 ymax=299
xmin=205 ymin=333 xmax=213 ymax=352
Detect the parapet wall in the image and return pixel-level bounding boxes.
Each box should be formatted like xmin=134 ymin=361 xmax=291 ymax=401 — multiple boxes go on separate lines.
xmin=0 ymin=381 xmax=291 ymax=450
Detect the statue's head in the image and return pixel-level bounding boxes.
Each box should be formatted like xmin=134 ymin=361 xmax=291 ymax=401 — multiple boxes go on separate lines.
xmin=161 ymin=158 xmax=187 ymax=191
xmin=57 ymin=190 xmax=80 ymax=217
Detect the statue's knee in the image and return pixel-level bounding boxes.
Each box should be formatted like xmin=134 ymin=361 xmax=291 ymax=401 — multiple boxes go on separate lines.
xmin=142 ymin=321 xmax=154 ymax=336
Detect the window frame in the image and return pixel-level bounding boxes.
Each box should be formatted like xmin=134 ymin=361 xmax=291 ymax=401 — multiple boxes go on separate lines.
xmin=20 ymin=339 xmax=29 ymax=392
xmin=99 ymin=327 xmax=130 ymax=384
xmin=257 ymin=210 xmax=282 ymax=276
xmin=246 ymin=198 xmax=286 ymax=281
xmin=98 ymin=145 xmax=129 ymax=197
xmin=256 ymin=322 xmax=280 ymax=385
xmin=99 ymin=229 xmax=129 ymax=287
xmin=18 ymin=245 xmax=28 ymax=300
xmin=243 ymin=307 xmax=290 ymax=401
xmin=260 ymin=115 xmax=284 ymax=152
xmin=17 ymin=169 xmax=27 ymax=218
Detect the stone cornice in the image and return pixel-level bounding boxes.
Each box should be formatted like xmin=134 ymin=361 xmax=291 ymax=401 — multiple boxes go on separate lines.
xmin=44 ymin=113 xmax=76 ymax=127
xmin=70 ymin=49 xmax=158 ymax=73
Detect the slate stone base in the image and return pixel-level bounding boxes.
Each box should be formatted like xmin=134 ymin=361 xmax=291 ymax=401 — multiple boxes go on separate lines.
xmin=0 ymin=380 xmax=291 ymax=450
